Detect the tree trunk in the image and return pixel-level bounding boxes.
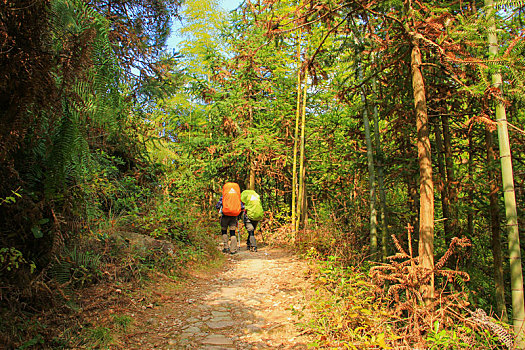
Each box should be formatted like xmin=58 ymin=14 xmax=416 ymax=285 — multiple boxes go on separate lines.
xmin=296 ymin=68 xmax=308 ymax=232
xmin=372 ymin=78 xmax=388 ymax=260
xmin=434 ymin=117 xmax=451 ymax=242
xmin=291 ymin=34 xmax=302 ymax=233
xmin=300 ymin=164 xmax=308 ymax=229
xmin=467 ymin=129 xmax=474 ymax=241
xmin=486 ymin=0 xmax=524 ymax=342
xmin=441 ymin=113 xmax=458 ymax=242
xmin=404 ymin=126 xmax=419 ymax=252
xmin=248 ymin=162 xmax=255 ymax=190
xmin=485 ymin=127 xmax=508 ymax=322
xmin=360 ymin=66 xmax=378 ymax=258
xmin=411 ymin=41 xmax=435 ymax=303
xmin=247 ymin=99 xmax=255 ymax=191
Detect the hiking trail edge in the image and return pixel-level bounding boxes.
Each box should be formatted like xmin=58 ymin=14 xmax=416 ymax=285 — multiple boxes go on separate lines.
xmin=121 ymin=246 xmax=314 ymax=349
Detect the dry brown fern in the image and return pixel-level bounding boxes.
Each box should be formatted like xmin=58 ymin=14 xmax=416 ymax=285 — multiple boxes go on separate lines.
xmin=369 ymin=224 xmax=473 ymax=346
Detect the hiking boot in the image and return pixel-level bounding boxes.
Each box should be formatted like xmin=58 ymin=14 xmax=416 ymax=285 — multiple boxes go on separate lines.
xmin=230 ymin=250 xmax=237 ymax=255
xmin=250 ymin=246 xmax=257 ymax=252
xmin=222 ymin=248 xmax=230 ymax=253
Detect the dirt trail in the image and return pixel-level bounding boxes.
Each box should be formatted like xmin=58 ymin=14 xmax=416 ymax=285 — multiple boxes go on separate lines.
xmin=121 ymin=245 xmax=314 ymax=349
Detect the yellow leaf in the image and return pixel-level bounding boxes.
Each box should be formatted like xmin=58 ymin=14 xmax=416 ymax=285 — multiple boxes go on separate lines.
xmin=377 ymin=333 xmax=392 ymax=349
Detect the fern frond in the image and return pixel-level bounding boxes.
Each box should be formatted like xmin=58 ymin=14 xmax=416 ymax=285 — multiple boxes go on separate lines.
xmin=494 ymin=0 xmax=525 ymax=10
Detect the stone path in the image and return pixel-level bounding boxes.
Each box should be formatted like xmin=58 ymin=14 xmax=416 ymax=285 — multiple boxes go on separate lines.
xmin=122 ymin=246 xmax=313 ymax=349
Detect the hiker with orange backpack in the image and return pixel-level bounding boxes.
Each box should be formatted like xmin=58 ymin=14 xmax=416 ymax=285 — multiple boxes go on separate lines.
xmin=215 ymin=182 xmax=243 ymax=254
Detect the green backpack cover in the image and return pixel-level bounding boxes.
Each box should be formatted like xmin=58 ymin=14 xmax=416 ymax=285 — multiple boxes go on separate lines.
xmin=241 ymin=190 xmax=264 ymax=221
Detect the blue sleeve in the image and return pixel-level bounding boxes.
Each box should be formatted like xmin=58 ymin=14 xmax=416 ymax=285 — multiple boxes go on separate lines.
xmin=215 ymin=196 xmax=223 ymax=210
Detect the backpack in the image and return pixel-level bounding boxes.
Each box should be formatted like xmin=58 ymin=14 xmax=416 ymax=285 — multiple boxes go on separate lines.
xmin=221 ymin=182 xmax=241 ymax=216
xmin=241 ymin=190 xmax=264 ymax=221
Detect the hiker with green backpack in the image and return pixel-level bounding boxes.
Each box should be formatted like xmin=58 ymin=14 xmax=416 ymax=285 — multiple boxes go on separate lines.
xmin=240 ymin=189 xmax=264 ymax=252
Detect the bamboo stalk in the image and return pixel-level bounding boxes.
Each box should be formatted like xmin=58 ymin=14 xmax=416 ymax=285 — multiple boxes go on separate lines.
xmin=291 ymin=31 xmax=302 ymax=234
xmin=486 ymin=0 xmax=524 ymax=345
xmin=296 ymin=61 xmax=308 ymax=233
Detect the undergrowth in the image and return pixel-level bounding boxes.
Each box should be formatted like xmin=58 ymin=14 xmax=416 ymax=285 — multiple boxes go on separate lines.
xmin=299 ymin=225 xmax=510 ymax=350
xmin=0 ymin=194 xmax=221 ymax=349
xmin=300 ymin=252 xmax=398 ymax=349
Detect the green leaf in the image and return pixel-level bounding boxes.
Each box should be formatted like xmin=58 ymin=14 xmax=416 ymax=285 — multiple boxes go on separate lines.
xmin=31 ymin=226 xmax=43 ymax=239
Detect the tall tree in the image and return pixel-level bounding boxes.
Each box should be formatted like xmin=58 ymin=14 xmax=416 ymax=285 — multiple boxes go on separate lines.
xmin=441 ymin=112 xmax=459 ymax=243
xmin=485 ymin=0 xmax=525 ymax=344
xmin=372 ymin=77 xmax=388 ymax=260
xmin=404 ymin=0 xmax=435 ymax=302
xmin=359 ymin=65 xmax=378 ymax=257
xmin=485 ymin=126 xmax=508 ymax=322
xmin=291 ymin=33 xmax=302 ymax=233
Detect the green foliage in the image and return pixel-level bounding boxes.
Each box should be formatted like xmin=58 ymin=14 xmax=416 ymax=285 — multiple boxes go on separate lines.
xmin=0 ymin=189 xmax=22 ymax=206
xmin=17 ymin=334 xmax=45 ymax=350
xmin=302 ymin=255 xmax=397 ymax=348
xmin=82 ymin=326 xmax=112 ymax=349
xmin=49 ymin=247 xmax=102 ymax=288
xmin=425 ymin=321 xmax=499 ymax=350
xmin=112 ymin=314 xmax=133 ymax=331
xmin=0 ymin=248 xmax=36 ymax=277
xmin=119 ymin=195 xmax=216 ymax=278
xmin=129 ymin=197 xmax=191 ymax=240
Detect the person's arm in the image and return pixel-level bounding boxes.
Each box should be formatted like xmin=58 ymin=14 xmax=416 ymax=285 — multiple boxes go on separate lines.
xmin=215 ymin=196 xmax=223 ymax=210
xmin=239 ymin=202 xmax=246 ymax=218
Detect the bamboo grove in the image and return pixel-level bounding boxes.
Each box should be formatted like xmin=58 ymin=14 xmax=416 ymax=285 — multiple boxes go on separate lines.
xmin=2 ymin=0 xmax=525 ymax=348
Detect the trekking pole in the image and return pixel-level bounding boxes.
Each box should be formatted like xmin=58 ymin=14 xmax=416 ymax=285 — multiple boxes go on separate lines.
xmin=236 ymin=218 xmax=241 ymax=251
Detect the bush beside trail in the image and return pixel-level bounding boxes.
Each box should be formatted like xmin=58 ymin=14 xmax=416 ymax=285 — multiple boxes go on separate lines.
xmin=0 ymin=194 xmax=222 ymax=349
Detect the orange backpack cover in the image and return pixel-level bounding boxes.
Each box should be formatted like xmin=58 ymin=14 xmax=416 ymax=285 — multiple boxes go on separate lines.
xmin=222 ymin=182 xmax=241 ymax=216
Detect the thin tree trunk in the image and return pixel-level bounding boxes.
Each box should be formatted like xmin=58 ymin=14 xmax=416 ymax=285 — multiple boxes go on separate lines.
xmin=291 ymin=34 xmax=302 ymax=233
xmin=359 ymin=67 xmax=378 ymax=258
xmin=486 ymin=127 xmax=508 ymax=322
xmin=467 ymin=129 xmax=474 ymax=241
xmin=434 ymin=117 xmax=451 ymax=241
xmin=296 ymin=67 xmax=308 ymax=232
xmin=248 ymin=162 xmax=255 ymax=190
xmin=247 ymin=99 xmax=256 ymax=190
xmin=300 ymin=164 xmax=308 ymax=229
xmin=372 ymin=77 xmax=387 ymax=260
xmin=486 ymin=0 xmax=524 ymax=342
xmin=411 ymin=41 xmax=435 ymax=303
xmin=441 ymin=113 xmax=458 ymax=242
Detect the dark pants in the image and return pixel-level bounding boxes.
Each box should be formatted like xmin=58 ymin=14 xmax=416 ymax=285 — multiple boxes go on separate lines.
xmin=244 ymin=216 xmax=258 ymax=232
xmin=220 ymin=215 xmax=238 ymax=231
xmin=244 ymin=215 xmax=258 ymax=249
xmin=220 ymin=215 xmax=239 ymax=253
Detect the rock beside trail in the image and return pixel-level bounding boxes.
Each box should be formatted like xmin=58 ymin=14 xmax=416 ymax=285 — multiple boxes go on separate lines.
xmin=109 ymin=230 xmax=175 ymax=257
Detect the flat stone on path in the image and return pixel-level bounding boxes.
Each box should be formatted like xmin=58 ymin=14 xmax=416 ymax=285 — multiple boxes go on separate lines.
xmin=181 ymin=326 xmax=201 ymax=334
xmin=202 ymin=334 xmax=234 ymax=345
xmin=211 ymin=310 xmax=230 ymax=317
xmin=207 ymin=319 xmax=235 ymax=329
